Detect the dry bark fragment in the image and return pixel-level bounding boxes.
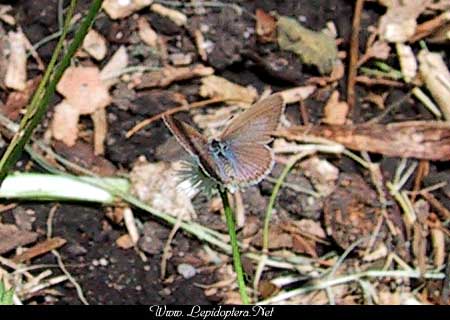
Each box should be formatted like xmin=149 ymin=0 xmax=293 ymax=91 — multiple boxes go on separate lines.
xmin=276 ymin=121 xmax=450 ymax=161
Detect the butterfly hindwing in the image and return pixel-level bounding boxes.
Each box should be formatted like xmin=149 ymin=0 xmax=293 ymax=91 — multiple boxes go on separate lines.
xmin=226 ymin=143 xmax=274 ymax=187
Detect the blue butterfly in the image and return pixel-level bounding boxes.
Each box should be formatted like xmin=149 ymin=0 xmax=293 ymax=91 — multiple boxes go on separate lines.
xmin=163 ymin=94 xmax=284 ymax=189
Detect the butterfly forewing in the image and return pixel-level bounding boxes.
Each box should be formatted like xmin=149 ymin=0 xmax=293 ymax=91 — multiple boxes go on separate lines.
xmin=219 ymin=94 xmax=284 ymax=144
xmin=162 ymin=115 xmax=222 ymax=182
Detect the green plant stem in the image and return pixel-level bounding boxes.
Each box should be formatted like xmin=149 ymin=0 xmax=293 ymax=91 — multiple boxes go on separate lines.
xmin=219 ymin=187 xmax=250 ymax=304
xmin=263 ymin=152 xmax=311 ymax=252
xmin=0 ymin=0 xmax=103 ymax=184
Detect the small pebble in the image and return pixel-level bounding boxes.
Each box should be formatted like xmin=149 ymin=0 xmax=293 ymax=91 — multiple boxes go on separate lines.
xmin=99 ymin=258 xmax=109 ymax=267
xmin=177 ymin=263 xmax=196 ymax=279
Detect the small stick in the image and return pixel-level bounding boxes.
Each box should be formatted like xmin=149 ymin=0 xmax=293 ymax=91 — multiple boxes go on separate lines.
xmin=347 ymin=0 xmax=365 ymax=114
xmin=126 ymin=97 xmax=224 ymax=138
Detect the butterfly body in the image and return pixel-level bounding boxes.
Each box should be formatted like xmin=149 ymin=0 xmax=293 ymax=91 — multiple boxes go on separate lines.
xmin=163 ymin=94 xmax=284 ymax=189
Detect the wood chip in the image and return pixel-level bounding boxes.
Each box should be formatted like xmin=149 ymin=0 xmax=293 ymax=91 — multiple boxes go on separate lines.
xmin=138 ymin=16 xmax=158 ymax=48
xmin=91 ymin=108 xmax=107 ymax=155
xmin=199 ymin=75 xmax=258 ymax=106
xmin=57 ymin=66 xmax=111 ymax=114
xmin=82 ymin=29 xmax=107 ymax=61
xmin=194 ymin=29 xmax=207 ymax=61
xmin=100 ymin=45 xmax=129 ymax=88
xmin=418 ymin=49 xmax=450 ymax=120
xmin=5 ymin=30 xmax=27 ymax=91
xmin=137 ymin=64 xmax=214 ymax=89
xmin=51 ymin=101 xmax=80 ymax=147
xmin=12 ymin=237 xmax=66 ymax=263
xmin=279 ymin=85 xmax=316 ymax=104
xmin=103 ymin=0 xmax=153 ymax=20
xmin=150 ymin=3 xmax=187 ymax=26
xmin=323 ymin=90 xmax=349 ymax=125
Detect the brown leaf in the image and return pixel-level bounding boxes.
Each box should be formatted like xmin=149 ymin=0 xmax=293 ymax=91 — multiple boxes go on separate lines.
xmin=256 ymin=9 xmax=277 ymax=43
xmin=0 ymin=223 xmax=38 ymax=255
xmin=276 ymin=121 xmax=450 ymax=161
xmin=57 ymin=66 xmax=111 ymax=114
xmin=116 ymin=234 xmax=134 ymax=250
xmin=3 ymin=76 xmax=41 ymax=120
xmin=137 ymin=64 xmax=214 ymax=89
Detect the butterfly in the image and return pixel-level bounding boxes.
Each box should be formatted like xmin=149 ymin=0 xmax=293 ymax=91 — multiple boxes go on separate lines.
xmin=162 ymin=94 xmax=284 ymax=189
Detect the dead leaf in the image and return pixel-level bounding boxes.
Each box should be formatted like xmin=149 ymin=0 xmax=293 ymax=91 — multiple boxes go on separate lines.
xmin=0 ymin=223 xmax=38 ymax=255
xmin=323 ymin=90 xmax=349 ymax=125
xmin=82 ymin=29 xmax=107 ymax=61
xmin=378 ymin=0 xmax=428 ymax=42
xmin=418 ymin=49 xmax=450 ymax=120
xmin=51 ymin=101 xmax=80 ymax=147
xmin=103 ymin=0 xmax=153 ymax=20
xmin=130 ymin=157 xmax=196 ymax=220
xmin=150 ymin=3 xmax=187 ymax=26
xmin=57 ymin=66 xmax=111 ymax=114
xmin=100 ymin=45 xmax=129 ymax=88
xmin=199 ymin=75 xmax=258 ymax=106
xmin=256 ymin=9 xmax=277 ymax=42
xmin=137 ymin=64 xmax=214 ymax=89
xmin=276 ymin=121 xmax=450 ymax=161
xmin=5 ymin=30 xmax=27 ymax=91
xmin=277 ymin=16 xmax=338 ymax=74
xmin=3 ymin=76 xmax=41 ymax=120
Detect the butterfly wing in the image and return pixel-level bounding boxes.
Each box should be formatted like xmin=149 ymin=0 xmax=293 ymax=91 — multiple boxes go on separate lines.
xmin=227 ymin=143 xmax=274 ymax=187
xmin=162 ymin=115 xmax=222 ymax=183
xmin=219 ymin=94 xmax=284 ymax=144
